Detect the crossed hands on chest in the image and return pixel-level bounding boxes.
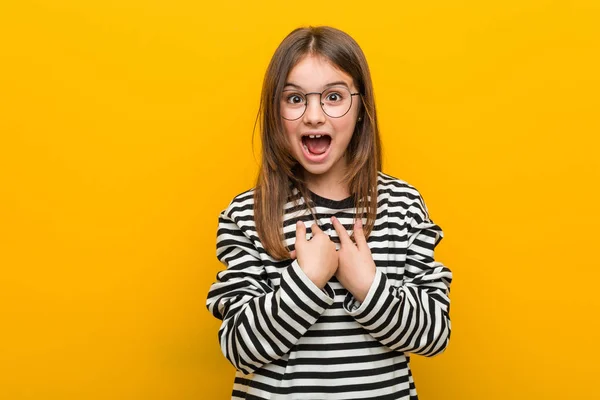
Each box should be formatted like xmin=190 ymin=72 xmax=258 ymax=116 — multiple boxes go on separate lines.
xmin=289 ymin=216 xmax=376 ymax=302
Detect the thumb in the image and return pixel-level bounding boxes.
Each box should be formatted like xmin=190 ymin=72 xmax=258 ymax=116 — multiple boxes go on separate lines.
xmin=354 ymin=218 xmax=369 ymax=251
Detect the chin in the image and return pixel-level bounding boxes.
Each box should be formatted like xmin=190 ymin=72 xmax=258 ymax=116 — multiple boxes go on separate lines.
xmin=299 ymin=161 xmax=335 ymax=176
xmin=303 ymin=166 xmax=329 ymax=176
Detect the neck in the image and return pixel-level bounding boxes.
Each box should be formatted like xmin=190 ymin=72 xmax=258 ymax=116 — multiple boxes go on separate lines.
xmin=303 ymin=156 xmax=350 ymax=201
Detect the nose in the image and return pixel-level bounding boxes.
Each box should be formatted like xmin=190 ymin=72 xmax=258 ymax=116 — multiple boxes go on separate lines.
xmin=302 ymin=93 xmax=326 ymax=126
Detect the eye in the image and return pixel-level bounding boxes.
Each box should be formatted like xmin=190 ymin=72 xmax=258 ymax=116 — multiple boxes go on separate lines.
xmin=325 ymin=92 xmax=343 ymax=102
xmin=286 ymin=93 xmax=305 ymax=104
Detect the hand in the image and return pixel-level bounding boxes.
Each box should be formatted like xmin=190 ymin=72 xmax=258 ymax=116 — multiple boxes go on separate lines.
xmin=290 ymin=220 xmax=338 ymax=289
xmin=331 ymin=216 xmax=376 ymax=302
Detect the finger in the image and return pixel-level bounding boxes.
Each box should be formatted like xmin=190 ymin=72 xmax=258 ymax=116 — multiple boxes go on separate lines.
xmin=289 ymin=250 xmax=296 ymax=259
xmin=354 ymin=218 xmax=369 ymax=252
xmin=331 ymin=216 xmax=353 ymax=247
xmin=295 ymin=220 xmax=306 ymax=244
xmin=310 ymin=221 xmax=324 ymax=237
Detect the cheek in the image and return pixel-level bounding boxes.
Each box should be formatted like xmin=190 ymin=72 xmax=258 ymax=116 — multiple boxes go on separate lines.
xmin=333 ymin=118 xmax=357 ymax=142
xmin=282 ymin=120 xmax=300 ymax=153
xmin=283 ymin=120 xmax=297 ymax=139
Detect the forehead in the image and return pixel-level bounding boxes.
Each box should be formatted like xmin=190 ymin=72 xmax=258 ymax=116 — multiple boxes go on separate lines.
xmin=285 ymin=54 xmax=354 ymax=90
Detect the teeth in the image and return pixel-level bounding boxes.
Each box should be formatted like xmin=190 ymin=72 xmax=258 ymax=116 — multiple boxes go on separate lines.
xmin=315 ymin=135 xmax=322 ymax=138
xmin=309 ymin=135 xmax=315 ymax=138
xmin=303 ymin=144 xmax=309 ymax=152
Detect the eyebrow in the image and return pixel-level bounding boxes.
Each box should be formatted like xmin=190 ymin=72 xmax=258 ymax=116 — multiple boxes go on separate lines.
xmin=283 ymin=81 xmax=351 ymax=90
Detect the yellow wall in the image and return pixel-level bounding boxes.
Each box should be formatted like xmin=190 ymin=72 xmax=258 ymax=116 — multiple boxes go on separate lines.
xmin=1 ymin=0 xmax=599 ymax=399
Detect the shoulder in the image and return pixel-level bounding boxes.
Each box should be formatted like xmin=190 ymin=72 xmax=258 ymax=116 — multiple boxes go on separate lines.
xmin=377 ymin=171 xmax=424 ymax=203
xmin=377 ymin=171 xmax=431 ymax=219
xmin=221 ymin=187 xmax=256 ymax=222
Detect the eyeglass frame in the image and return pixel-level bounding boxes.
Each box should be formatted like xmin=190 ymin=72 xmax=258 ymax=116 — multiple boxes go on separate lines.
xmin=280 ymin=87 xmax=362 ymax=121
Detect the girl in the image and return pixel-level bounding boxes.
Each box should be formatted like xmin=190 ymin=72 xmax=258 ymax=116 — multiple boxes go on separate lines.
xmin=206 ymin=26 xmax=452 ymax=400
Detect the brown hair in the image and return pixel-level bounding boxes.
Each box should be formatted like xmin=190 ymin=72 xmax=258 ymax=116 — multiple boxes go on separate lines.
xmin=253 ymin=26 xmax=382 ymax=260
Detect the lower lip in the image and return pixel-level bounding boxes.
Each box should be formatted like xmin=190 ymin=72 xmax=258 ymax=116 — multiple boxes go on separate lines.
xmin=301 ymin=139 xmax=332 ymax=163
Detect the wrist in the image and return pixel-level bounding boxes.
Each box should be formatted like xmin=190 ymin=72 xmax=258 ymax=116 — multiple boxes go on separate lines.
xmin=351 ymin=269 xmax=376 ymax=302
xmin=299 ymin=263 xmax=327 ymax=289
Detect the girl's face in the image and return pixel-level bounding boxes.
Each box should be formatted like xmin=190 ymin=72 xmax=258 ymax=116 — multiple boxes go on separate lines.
xmin=282 ymin=54 xmax=360 ymax=182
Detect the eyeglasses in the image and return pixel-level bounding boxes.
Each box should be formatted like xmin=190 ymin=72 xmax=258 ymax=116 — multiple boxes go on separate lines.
xmin=280 ymin=86 xmax=361 ymax=121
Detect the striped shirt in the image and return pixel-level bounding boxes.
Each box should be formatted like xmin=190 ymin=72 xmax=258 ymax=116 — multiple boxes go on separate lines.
xmin=206 ymin=171 xmax=452 ymax=399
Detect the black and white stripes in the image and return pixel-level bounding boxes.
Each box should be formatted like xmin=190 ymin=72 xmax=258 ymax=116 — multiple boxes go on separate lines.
xmin=206 ymin=172 xmax=452 ymax=399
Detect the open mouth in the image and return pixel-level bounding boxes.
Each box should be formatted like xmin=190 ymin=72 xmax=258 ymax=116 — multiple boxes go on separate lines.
xmin=301 ymin=134 xmax=332 ymax=156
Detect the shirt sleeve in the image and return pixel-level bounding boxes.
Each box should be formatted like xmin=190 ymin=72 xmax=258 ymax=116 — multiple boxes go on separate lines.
xmin=342 ymin=191 xmax=452 ymax=357
xmin=206 ymin=208 xmax=336 ymax=374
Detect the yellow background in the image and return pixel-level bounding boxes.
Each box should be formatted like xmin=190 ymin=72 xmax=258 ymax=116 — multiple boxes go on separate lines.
xmin=1 ymin=0 xmax=599 ymax=399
